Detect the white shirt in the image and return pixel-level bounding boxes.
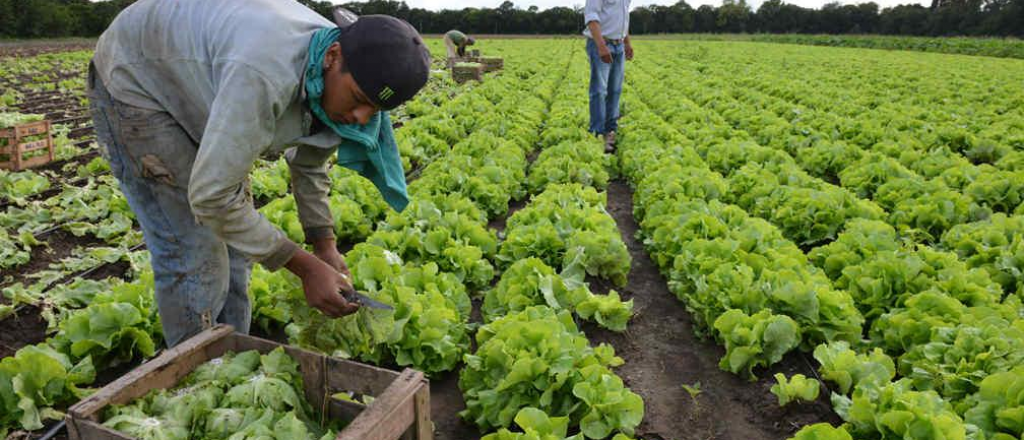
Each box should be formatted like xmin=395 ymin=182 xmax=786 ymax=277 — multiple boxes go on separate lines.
xmin=583 ymin=0 xmax=631 ymax=40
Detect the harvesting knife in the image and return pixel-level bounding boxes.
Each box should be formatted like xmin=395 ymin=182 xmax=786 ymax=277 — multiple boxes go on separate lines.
xmin=336 ymin=272 xmax=393 ymax=310
xmin=344 ymin=290 xmax=394 ymax=311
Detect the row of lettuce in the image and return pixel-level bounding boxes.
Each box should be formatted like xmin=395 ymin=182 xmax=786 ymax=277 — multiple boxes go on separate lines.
xmin=0 ymin=38 xmax=469 ymax=320
xmin=0 ymin=40 xmax=482 ymax=436
xmin=255 ymin=44 xmax=644 ymax=439
xmin=1 ymin=40 xmax=646 ymax=439
xmin=644 ymin=42 xmax=1024 ymax=251
xmin=0 ymin=39 xmax=462 ymax=273
xmin=684 ymin=35 xmax=1024 ymax=60
xmin=3 ymin=56 xmax=165 ymax=438
xmin=0 ymin=49 xmax=93 ymax=105
xmin=618 ymin=45 xmax=1024 ymax=440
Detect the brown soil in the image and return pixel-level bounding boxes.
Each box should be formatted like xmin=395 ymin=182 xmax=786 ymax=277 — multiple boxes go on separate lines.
xmin=0 ymin=152 xmax=101 ymax=212
xmin=39 ymin=150 xmax=99 ymax=174
xmin=0 ymin=39 xmax=95 ymax=58
xmin=486 ymin=197 xmax=528 ymax=233
xmin=68 ymin=126 xmax=94 ymax=139
xmin=410 ymin=179 xmax=841 ymax=440
xmin=0 ymin=229 xmax=110 ymax=287
xmin=0 ymin=304 xmax=47 ymax=360
xmin=0 ymin=169 xmax=841 ymax=440
xmin=575 ymin=180 xmax=839 ymax=440
xmin=430 ymin=370 xmax=483 ymax=439
xmin=83 ymin=260 xmax=131 ymax=282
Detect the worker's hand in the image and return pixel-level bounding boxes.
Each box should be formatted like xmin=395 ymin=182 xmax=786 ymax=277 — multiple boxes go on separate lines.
xmin=625 ymin=43 xmax=634 ymax=61
xmin=286 ymin=249 xmax=360 ymax=318
xmin=312 ymin=237 xmax=349 ymax=279
xmin=597 ymin=43 xmax=612 ymax=64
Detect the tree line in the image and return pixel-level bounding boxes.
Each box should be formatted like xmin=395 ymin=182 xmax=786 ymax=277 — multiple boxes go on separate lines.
xmin=0 ymin=0 xmax=1019 ymax=39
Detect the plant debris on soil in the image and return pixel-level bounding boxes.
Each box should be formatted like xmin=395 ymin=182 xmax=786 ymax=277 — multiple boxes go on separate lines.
xmin=0 ymin=182 xmax=841 ymax=440
xmin=248 ymin=180 xmax=840 ymax=440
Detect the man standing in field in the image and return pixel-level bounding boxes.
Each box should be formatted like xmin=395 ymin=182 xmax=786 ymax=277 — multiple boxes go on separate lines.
xmin=443 ymin=29 xmax=475 ymax=61
xmin=88 ymin=0 xmax=431 ymax=347
xmin=583 ymin=0 xmax=633 ymax=153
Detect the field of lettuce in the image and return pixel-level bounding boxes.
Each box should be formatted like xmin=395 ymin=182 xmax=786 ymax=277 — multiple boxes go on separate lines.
xmin=1 ymin=38 xmax=1023 ymax=440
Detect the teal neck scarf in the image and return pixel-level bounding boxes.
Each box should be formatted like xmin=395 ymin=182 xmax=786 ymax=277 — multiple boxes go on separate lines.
xmin=305 ymin=27 xmax=343 ymax=131
xmin=305 ymin=27 xmax=387 ymax=147
xmin=304 ymin=27 xmax=409 ymax=212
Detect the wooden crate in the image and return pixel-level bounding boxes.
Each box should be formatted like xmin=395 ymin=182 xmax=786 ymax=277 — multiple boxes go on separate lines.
xmin=66 ymin=325 xmax=432 ymax=440
xmin=0 ymin=120 xmax=55 ymax=171
xmin=446 ymin=56 xmax=475 ymax=68
xmin=452 ymin=63 xmax=483 ymax=84
xmin=479 ymin=57 xmax=504 ymax=72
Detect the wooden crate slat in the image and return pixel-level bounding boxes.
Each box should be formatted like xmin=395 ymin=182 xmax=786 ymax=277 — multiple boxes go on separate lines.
xmin=326 ymin=356 xmax=402 ymax=396
xmin=481 ymin=57 xmax=504 ymax=72
xmin=20 ymin=155 xmax=52 ymax=169
xmin=19 ymin=138 xmax=51 ymax=152
xmin=67 ymin=419 xmax=136 ymax=440
xmin=0 ymin=120 xmax=55 ymax=171
xmin=327 ymin=397 xmax=367 ymax=422
xmin=14 ymin=120 xmax=49 ymax=137
xmin=335 ymin=368 xmax=424 ymax=440
xmin=67 ymin=325 xmax=431 ymax=440
xmin=413 ymin=386 xmax=431 ymax=440
xmin=68 ymin=325 xmax=235 ymax=420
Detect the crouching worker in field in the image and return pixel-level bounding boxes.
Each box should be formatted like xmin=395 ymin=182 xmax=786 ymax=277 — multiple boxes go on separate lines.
xmin=88 ymin=0 xmax=430 ymax=347
xmin=443 ymin=29 xmax=475 ymax=61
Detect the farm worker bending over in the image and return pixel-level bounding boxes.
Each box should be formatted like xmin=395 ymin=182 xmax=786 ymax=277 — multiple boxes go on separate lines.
xmin=87 ymin=0 xmax=431 ymax=347
xmin=443 ymin=29 xmax=475 ymax=59
xmin=583 ymin=0 xmax=633 ymax=153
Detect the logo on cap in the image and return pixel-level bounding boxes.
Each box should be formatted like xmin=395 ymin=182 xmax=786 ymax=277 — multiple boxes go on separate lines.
xmin=378 ymin=86 xmax=395 ymax=102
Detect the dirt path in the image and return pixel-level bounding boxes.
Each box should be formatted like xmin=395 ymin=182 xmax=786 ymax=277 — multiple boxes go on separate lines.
xmin=419 ymin=179 xmax=839 ymax=440
xmin=577 ymin=180 xmax=839 ymax=440
xmin=3 ymin=180 xmax=840 ymax=440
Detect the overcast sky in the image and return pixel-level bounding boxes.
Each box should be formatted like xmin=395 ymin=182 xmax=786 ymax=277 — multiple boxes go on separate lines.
xmin=390 ymin=0 xmax=927 ymax=12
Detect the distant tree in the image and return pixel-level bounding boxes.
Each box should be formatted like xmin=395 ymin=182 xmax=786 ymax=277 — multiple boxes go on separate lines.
xmin=879 ymin=4 xmax=931 ymax=33
xmin=11 ymin=0 xmax=75 ymax=37
xmin=659 ymin=1 xmax=695 ymax=32
xmin=0 ymin=0 xmax=1019 ymax=39
xmin=631 ymin=6 xmax=656 ymax=34
xmin=852 ymin=2 xmax=881 ymax=32
xmin=717 ymin=0 xmax=752 ymax=32
xmin=756 ymin=0 xmax=787 ymax=33
xmin=694 ymin=4 xmax=718 ymax=32
xmin=298 ymin=0 xmax=333 ymax=19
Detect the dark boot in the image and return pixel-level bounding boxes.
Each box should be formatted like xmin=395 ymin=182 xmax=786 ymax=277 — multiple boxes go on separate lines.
xmin=604 ymin=131 xmax=616 ymax=153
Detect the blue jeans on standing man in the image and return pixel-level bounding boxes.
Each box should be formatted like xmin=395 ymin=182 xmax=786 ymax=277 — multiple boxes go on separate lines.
xmin=586 ymin=37 xmax=625 ymax=135
xmin=87 ymin=62 xmax=252 ymax=348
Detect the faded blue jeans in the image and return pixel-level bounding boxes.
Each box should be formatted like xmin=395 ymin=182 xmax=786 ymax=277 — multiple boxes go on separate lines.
xmin=586 ymin=38 xmax=626 ymax=135
xmin=87 ymin=62 xmax=251 ymax=348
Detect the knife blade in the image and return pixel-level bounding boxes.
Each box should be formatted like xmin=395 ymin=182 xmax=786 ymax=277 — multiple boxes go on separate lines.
xmin=344 ymin=290 xmax=394 ymax=311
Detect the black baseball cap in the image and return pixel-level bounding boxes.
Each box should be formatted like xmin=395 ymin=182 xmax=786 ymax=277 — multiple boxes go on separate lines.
xmin=337 ymin=15 xmax=431 ymax=111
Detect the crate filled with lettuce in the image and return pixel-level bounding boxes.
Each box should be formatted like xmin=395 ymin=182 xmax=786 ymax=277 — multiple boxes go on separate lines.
xmin=1 ymin=113 xmax=55 ymax=171
xmin=479 ymin=57 xmax=503 ymax=72
xmin=452 ymin=62 xmax=483 ymax=83
xmin=65 ymin=325 xmax=432 ymax=440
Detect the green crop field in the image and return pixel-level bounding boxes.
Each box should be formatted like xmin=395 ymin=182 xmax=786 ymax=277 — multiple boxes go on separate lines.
xmin=1 ymin=37 xmax=1023 ymax=440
